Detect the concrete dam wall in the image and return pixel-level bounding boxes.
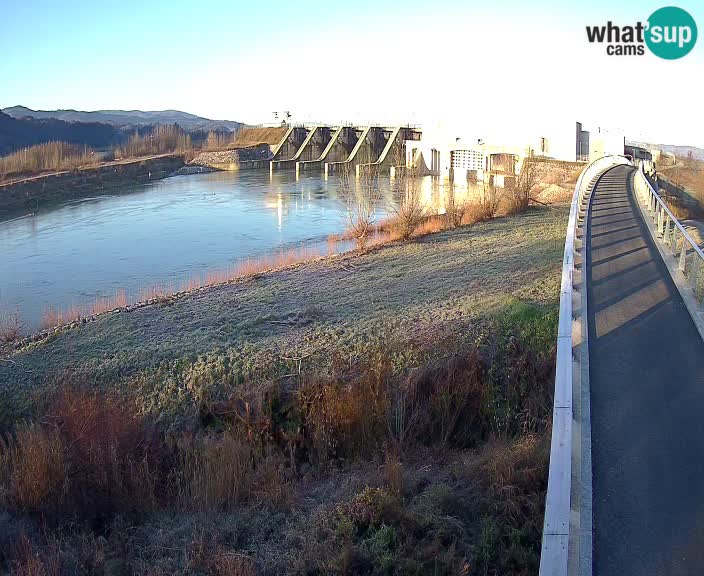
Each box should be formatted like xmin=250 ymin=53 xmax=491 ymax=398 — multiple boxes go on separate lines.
xmin=267 ymin=125 xmax=422 ymax=176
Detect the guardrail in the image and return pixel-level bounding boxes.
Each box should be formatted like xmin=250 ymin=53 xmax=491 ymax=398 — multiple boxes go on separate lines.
xmin=539 ymin=154 xmax=631 ymax=575
xmin=633 ymin=162 xmax=704 ymax=302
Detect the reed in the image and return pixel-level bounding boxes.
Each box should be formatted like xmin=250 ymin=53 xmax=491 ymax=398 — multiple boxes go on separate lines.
xmin=115 ymin=125 xmax=191 ymax=159
xmin=0 ymin=142 xmax=97 ymax=181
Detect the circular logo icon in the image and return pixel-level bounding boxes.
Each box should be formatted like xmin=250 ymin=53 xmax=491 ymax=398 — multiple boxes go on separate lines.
xmin=645 ymin=6 xmax=698 ymax=59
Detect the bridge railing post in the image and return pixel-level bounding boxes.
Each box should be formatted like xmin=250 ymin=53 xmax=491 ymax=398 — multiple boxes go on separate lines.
xmin=679 ymin=235 xmax=688 ymax=272
xmin=664 ymin=216 xmax=671 ymax=245
xmin=696 ymin=260 xmax=704 ymax=301
xmin=657 ymin=206 xmax=663 ymax=236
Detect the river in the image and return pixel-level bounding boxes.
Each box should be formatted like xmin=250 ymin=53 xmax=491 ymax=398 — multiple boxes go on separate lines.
xmin=0 ymin=169 xmax=475 ymax=330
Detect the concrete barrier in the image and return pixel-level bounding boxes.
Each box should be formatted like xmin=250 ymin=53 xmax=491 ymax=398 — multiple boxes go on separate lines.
xmin=539 ymin=154 xmax=631 ymax=576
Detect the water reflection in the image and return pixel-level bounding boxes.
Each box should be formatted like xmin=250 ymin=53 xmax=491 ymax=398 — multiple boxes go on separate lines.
xmin=0 ymin=169 xmax=490 ymax=329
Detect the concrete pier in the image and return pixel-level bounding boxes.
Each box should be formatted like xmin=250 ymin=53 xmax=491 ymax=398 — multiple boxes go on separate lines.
xmin=270 ymin=126 xmax=332 ymax=172
xmin=268 ymin=126 xmax=309 ymax=175
xmin=325 ymin=126 xmax=391 ymax=176
xmin=356 ymin=127 xmax=421 ymax=177
xmin=296 ymin=126 xmax=359 ymax=174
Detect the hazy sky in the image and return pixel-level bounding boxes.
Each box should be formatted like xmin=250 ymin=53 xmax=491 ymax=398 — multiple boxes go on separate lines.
xmin=1 ymin=0 xmax=702 ymax=147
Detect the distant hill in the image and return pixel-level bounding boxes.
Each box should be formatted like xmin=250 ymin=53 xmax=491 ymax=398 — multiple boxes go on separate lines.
xmin=628 ymin=140 xmax=704 ymax=161
xmin=655 ymin=144 xmax=704 ymax=161
xmin=2 ymin=106 xmax=244 ymax=133
xmin=0 ymin=111 xmax=121 ymax=156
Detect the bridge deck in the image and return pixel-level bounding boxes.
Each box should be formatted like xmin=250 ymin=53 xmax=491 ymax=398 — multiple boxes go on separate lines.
xmin=587 ymin=165 xmax=704 ymax=575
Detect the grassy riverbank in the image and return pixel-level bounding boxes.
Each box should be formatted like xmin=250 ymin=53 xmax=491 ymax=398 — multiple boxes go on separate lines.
xmin=0 ymin=204 xmax=569 ymax=575
xmin=1 ymin=205 xmax=567 ymax=420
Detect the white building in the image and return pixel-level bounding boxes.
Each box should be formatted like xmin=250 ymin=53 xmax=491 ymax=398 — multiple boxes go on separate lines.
xmin=451 ymin=148 xmax=485 ymax=173
xmin=589 ymin=126 xmax=625 ymax=161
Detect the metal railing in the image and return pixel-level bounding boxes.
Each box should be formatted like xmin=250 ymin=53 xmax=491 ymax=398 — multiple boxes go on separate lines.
xmin=633 ymin=162 xmax=704 ymax=302
xmin=539 ymin=154 xmax=631 ymax=576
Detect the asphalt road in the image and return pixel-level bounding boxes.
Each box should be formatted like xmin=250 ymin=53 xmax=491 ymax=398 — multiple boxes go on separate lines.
xmin=588 ymin=165 xmax=704 ymax=575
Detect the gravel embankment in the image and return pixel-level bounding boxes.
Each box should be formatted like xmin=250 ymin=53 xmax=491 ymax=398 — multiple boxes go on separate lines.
xmin=175 ymin=145 xmax=273 ymax=174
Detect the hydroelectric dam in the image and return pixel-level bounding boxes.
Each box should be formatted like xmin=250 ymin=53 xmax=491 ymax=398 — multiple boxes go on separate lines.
xmin=265 ymin=125 xmax=422 ymax=177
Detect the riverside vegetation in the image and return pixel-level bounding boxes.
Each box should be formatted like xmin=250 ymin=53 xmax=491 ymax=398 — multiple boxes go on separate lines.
xmin=0 ymin=125 xmax=293 ymax=184
xmin=0 ymin=166 xmax=571 ymax=575
xmin=0 ymin=125 xmax=229 ymax=184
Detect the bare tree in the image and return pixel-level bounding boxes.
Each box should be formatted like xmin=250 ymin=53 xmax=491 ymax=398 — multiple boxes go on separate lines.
xmin=390 ymin=165 xmax=427 ymax=240
xmin=388 ymin=137 xmax=428 ymax=240
xmin=476 ymin=176 xmax=500 ymax=221
xmin=507 ymin=159 xmax=539 ymax=214
xmin=337 ymin=152 xmax=381 ymax=250
xmin=443 ymin=179 xmax=467 ymax=228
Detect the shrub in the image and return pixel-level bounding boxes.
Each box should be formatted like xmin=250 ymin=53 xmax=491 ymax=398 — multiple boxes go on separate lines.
xmin=0 ymin=310 xmax=24 ymax=343
xmin=382 ymin=452 xmax=404 ymax=498
xmin=50 ymin=388 xmax=160 ymax=517
xmin=40 ymin=306 xmax=81 ymax=330
xmin=337 ymin=162 xmax=381 ymax=250
xmin=9 ymin=534 xmax=61 ymax=576
xmin=297 ymin=354 xmax=390 ymax=463
xmin=474 ymin=434 xmax=550 ymax=574
xmin=186 ymin=529 xmax=257 ymax=576
xmin=395 ymin=349 xmax=490 ymax=449
xmin=476 ymin=182 xmax=500 ymax=221
xmin=506 ymin=160 xmax=538 ymax=215
xmin=171 ymin=432 xmax=253 ymax=510
xmin=444 ymin=182 xmax=467 ymax=228
xmin=412 ymin=215 xmax=445 ymax=237
xmin=0 ymin=424 xmax=65 ymax=512
xmin=390 ymin=194 xmax=427 ymax=241
xmin=389 ymin=167 xmax=427 ymax=240
xmin=485 ymin=301 xmax=557 ymax=436
xmin=1 ymin=387 xmax=162 ymax=524
xmin=344 ymin=486 xmax=395 ymax=529
xmin=426 ymin=350 xmax=488 ymax=446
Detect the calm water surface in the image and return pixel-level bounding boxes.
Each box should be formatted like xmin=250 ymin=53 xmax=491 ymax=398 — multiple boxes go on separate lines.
xmin=0 ymin=170 xmax=462 ymax=329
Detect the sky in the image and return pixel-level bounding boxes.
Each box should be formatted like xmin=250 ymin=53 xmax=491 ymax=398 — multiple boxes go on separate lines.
xmin=1 ymin=0 xmax=703 ymax=148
